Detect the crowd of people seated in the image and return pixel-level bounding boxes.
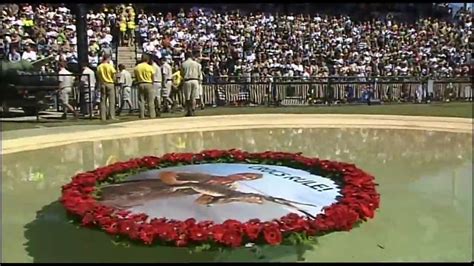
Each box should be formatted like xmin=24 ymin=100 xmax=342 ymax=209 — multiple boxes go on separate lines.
xmin=1 ymin=4 xmax=472 ymax=80
xmin=0 ymin=4 xmax=132 ymax=71
xmin=136 ymin=8 xmax=471 ymax=82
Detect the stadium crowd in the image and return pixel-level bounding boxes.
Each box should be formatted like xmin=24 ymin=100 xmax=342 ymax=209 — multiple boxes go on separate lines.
xmin=0 ymin=4 xmax=133 ymax=71
xmin=0 ymin=3 xmax=472 ymax=79
xmin=137 ymin=7 xmax=472 ymax=81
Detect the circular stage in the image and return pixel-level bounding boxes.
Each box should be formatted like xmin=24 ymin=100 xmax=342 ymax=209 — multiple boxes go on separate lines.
xmin=1 ymin=115 xmax=472 ymax=262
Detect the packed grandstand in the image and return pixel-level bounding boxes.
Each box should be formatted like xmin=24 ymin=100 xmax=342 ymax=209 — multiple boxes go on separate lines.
xmin=0 ymin=3 xmax=472 ymax=80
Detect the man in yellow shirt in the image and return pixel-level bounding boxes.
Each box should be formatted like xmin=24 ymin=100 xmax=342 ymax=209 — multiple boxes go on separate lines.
xmin=126 ymin=15 xmax=135 ymax=47
xmin=171 ymin=65 xmax=183 ymax=111
xmin=96 ymin=54 xmax=117 ymax=121
xmin=134 ymin=54 xmax=156 ymax=119
xmin=119 ymin=18 xmax=127 ymax=46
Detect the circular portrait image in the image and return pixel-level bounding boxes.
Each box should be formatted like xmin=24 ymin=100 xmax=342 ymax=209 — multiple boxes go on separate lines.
xmin=98 ymin=163 xmax=342 ymax=223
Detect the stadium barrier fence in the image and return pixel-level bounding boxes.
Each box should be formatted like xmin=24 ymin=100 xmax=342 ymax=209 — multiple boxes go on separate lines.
xmin=38 ymin=75 xmax=472 ymax=116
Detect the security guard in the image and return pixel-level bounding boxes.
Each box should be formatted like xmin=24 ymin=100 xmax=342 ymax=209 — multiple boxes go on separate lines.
xmin=151 ymin=56 xmax=162 ymax=115
xmin=134 ymin=54 xmax=156 ymax=119
xmin=161 ymin=57 xmax=173 ymax=112
xmin=180 ymin=51 xmax=202 ymax=117
xmin=96 ymin=54 xmax=117 ymax=121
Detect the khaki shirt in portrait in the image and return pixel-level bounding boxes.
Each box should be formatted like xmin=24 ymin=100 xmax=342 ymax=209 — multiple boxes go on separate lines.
xmin=181 ymin=58 xmax=202 ymax=81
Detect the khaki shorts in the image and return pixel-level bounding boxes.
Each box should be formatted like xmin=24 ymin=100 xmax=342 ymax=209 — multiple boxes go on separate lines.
xmin=122 ymin=86 xmax=131 ymax=101
xmin=59 ymin=87 xmax=72 ymax=104
xmin=197 ymin=83 xmax=203 ymax=98
xmin=163 ymin=80 xmax=172 ymax=98
xmin=153 ymin=83 xmax=161 ymax=99
xmin=183 ymin=80 xmax=199 ymax=101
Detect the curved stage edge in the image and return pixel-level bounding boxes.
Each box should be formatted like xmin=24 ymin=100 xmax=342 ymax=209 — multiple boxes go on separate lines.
xmin=2 ymin=114 xmax=472 ymax=155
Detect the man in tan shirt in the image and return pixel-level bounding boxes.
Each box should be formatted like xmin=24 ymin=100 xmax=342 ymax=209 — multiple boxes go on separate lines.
xmin=160 ymin=57 xmax=173 ymax=112
xmin=180 ymin=51 xmax=202 ymax=116
xmin=117 ymin=64 xmax=133 ymax=116
xmin=151 ymin=57 xmax=162 ymax=116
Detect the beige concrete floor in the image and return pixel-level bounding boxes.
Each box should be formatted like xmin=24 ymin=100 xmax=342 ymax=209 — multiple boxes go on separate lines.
xmin=2 ymin=114 xmax=472 ymax=155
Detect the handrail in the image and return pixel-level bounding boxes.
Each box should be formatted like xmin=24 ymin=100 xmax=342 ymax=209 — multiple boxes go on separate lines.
xmin=202 ymin=76 xmax=472 ymax=84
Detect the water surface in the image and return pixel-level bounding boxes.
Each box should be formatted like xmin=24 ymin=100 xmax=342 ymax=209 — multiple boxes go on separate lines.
xmin=2 ymin=128 xmax=472 ymax=262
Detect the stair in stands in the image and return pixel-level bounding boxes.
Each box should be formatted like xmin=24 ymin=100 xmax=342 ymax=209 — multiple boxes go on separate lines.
xmin=117 ymin=44 xmax=138 ymax=77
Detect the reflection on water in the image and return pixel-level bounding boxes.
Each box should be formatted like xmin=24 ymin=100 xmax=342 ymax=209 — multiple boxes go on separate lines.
xmin=2 ymin=128 xmax=472 ymax=262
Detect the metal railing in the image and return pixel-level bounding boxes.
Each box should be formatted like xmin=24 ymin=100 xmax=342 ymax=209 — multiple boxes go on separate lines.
xmin=110 ymin=77 xmax=472 ymax=112
xmin=19 ymin=74 xmax=470 ymax=118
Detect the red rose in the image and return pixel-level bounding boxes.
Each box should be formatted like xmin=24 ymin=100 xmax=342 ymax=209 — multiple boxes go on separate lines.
xmin=223 ymin=219 xmax=243 ymax=232
xmin=189 ymin=226 xmax=208 ymax=241
xmin=229 ymin=149 xmax=247 ymax=161
xmin=81 ymin=212 xmax=95 ymax=226
xmin=359 ymin=204 xmax=375 ymax=219
xmin=140 ymin=156 xmax=160 ymax=168
xmin=197 ymin=220 xmax=214 ymax=228
xmin=263 ymin=226 xmax=282 ymax=246
xmin=139 ymin=225 xmax=156 ymax=245
xmin=184 ymin=218 xmax=197 ymax=227
xmin=103 ymin=223 xmax=119 ymax=234
xmin=244 ymin=222 xmax=262 ymax=241
xmin=221 ymin=230 xmax=243 ymax=247
xmin=210 ymin=225 xmax=226 ymax=242
xmin=192 ymin=154 xmax=205 ymax=162
xmin=202 ymin=150 xmax=224 ymax=159
xmin=156 ymin=224 xmax=178 ymax=242
xmin=118 ymin=219 xmax=135 ymax=234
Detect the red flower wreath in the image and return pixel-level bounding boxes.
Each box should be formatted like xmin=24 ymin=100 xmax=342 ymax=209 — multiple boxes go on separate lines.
xmin=60 ymin=150 xmax=380 ymax=248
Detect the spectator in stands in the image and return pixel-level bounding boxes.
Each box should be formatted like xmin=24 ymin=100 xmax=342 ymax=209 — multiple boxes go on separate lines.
xmin=8 ymin=47 xmax=21 ymax=61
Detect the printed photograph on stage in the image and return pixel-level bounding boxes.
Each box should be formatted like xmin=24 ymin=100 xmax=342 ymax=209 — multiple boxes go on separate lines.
xmin=98 ymin=163 xmax=342 ymax=223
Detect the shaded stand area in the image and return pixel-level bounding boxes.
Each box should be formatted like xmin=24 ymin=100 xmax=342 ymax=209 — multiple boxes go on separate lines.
xmin=23 ymin=201 xmax=308 ymax=262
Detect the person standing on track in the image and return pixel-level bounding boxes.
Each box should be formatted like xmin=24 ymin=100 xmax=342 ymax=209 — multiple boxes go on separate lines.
xmin=58 ymin=61 xmax=78 ymax=119
xmin=80 ymin=63 xmax=96 ymax=116
xmin=180 ymin=51 xmax=202 ymax=117
xmin=171 ymin=64 xmax=183 ymax=111
xmin=134 ymin=54 xmax=156 ymax=119
xmin=151 ymin=56 xmax=162 ymax=116
xmin=161 ymin=57 xmax=173 ymax=112
xmin=96 ymin=54 xmax=117 ymax=121
xmin=116 ymin=64 xmax=133 ymax=116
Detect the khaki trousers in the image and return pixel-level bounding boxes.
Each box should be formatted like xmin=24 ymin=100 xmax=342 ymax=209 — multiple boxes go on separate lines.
xmin=100 ymin=83 xmax=116 ymax=121
xmin=183 ymin=80 xmax=199 ymax=101
xmin=138 ymin=83 xmax=156 ymax=119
